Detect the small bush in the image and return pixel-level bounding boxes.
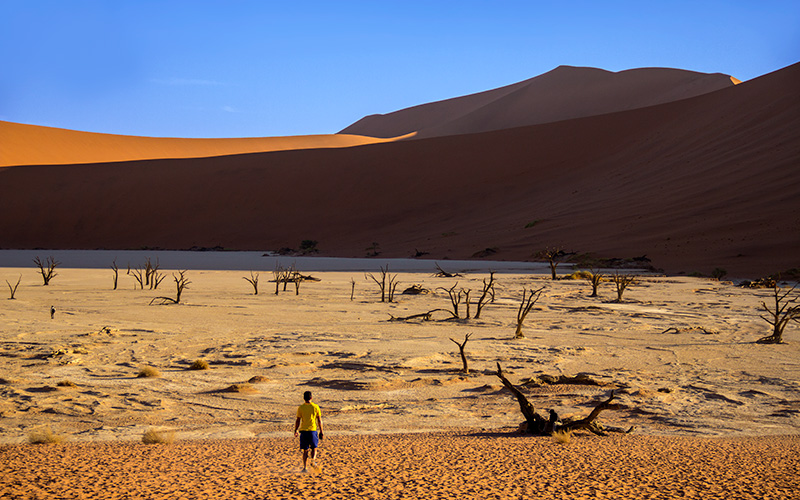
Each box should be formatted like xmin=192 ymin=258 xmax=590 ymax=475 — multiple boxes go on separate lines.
xmin=711 ymin=267 xmax=728 ymax=280
xmin=565 ymin=270 xmax=593 ymax=280
xmin=57 ymin=380 xmax=77 ymax=388
xmin=28 ymin=427 xmax=64 ymax=444
xmin=189 ymin=359 xmax=210 ymax=370
xmin=299 ymin=240 xmax=319 ymax=254
xmin=552 ymin=429 xmax=572 ymax=445
xmin=248 ymin=375 xmax=269 ymax=383
xmin=137 ymin=366 xmax=161 ymax=378
xmin=142 ymin=428 xmax=175 ymax=444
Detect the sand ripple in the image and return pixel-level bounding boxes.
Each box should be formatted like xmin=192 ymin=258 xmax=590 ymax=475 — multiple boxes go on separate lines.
xmin=2 ymin=433 xmax=799 ymax=499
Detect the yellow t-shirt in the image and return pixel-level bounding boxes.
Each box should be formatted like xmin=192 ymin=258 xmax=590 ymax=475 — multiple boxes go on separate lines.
xmin=297 ymin=402 xmax=322 ymax=431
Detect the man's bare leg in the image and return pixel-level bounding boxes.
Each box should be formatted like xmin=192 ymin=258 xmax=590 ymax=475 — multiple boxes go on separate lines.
xmin=310 ymin=448 xmax=317 ymax=469
xmin=302 ymin=449 xmax=309 ymax=472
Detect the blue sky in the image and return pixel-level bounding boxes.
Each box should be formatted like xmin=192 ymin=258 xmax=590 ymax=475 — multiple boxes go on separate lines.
xmin=1 ymin=1 xmax=798 ymax=138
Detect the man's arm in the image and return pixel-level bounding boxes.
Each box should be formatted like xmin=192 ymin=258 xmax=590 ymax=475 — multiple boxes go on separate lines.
xmin=294 ymin=417 xmax=301 ymax=436
xmin=317 ymin=415 xmax=323 ymax=439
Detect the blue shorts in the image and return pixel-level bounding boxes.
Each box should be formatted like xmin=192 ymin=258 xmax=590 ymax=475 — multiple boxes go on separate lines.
xmin=299 ymin=431 xmax=319 ymax=450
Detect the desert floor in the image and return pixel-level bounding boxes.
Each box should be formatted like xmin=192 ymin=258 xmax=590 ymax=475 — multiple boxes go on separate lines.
xmin=1 ymin=256 xmax=799 ymax=497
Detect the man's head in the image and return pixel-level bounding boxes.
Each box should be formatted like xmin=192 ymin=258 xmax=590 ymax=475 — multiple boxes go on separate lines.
xmin=303 ymin=391 xmax=312 ymax=402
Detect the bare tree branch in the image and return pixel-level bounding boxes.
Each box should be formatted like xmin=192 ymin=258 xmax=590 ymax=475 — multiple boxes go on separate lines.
xmin=514 ymin=286 xmax=545 ymax=338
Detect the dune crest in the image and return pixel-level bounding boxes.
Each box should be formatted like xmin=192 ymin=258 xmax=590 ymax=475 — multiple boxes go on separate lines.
xmin=0 ymin=121 xmax=412 ymax=167
xmin=340 ymin=65 xmax=738 ymax=138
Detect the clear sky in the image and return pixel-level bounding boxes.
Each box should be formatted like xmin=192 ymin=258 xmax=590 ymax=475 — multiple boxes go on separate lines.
xmin=1 ymin=1 xmax=798 ymax=138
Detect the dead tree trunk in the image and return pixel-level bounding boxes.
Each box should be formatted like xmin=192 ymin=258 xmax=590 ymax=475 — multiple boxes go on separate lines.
xmin=111 ymin=259 xmax=119 ymax=290
xmin=387 ymin=273 xmax=399 ymax=302
xmin=367 ymin=265 xmax=397 ymax=302
xmin=150 ymin=270 xmax=190 ymax=305
xmin=33 ymin=256 xmax=60 ymax=286
xmin=152 ymin=270 xmax=166 ymax=289
xmin=350 ymin=278 xmax=356 ymax=301
xmin=130 ymin=267 xmax=145 ymax=290
xmin=538 ymin=248 xmax=563 ymax=280
xmin=144 ymin=257 xmax=154 ymax=288
xmin=147 ymin=259 xmax=161 ymax=290
xmin=433 ymin=263 xmax=462 ymax=278
xmin=558 ymin=391 xmax=617 ymax=436
xmin=473 ymin=272 xmax=496 ymax=319
xmin=496 ymin=362 xmax=548 ymax=434
xmin=243 ymin=271 xmax=259 ymax=295
xmin=273 ymin=264 xmax=292 ymax=295
xmin=514 ymin=286 xmax=545 ymax=338
xmin=450 ymin=333 xmax=472 ymax=373
xmin=587 ymin=269 xmax=603 ymax=297
xmin=757 ymin=283 xmax=799 ymax=344
xmin=6 ymin=275 xmax=21 ymax=299
xmin=612 ymin=272 xmax=635 ymax=302
xmin=438 ymin=283 xmax=462 ymax=318
xmin=495 ymin=362 xmax=621 ymax=436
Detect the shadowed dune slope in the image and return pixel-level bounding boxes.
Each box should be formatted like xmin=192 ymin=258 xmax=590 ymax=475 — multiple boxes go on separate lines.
xmin=340 ymin=66 xmax=738 ymax=139
xmin=0 ymin=63 xmax=797 ymax=276
xmin=0 ymin=121 xmax=411 ymax=167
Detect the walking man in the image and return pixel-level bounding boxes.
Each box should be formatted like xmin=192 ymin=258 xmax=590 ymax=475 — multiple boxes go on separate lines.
xmin=294 ymin=390 xmax=323 ymax=473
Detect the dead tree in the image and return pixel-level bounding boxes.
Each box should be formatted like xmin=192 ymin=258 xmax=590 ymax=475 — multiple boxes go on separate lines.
xmin=273 ymin=264 xmax=292 ymax=295
xmin=111 ymin=259 xmax=119 ymax=290
xmin=350 ymin=278 xmax=356 ymax=301
xmin=514 ymin=286 xmax=545 ymax=338
xmin=473 ymin=272 xmax=496 ymax=319
xmin=6 ymin=275 xmax=21 ymax=299
xmin=366 ymin=265 xmax=398 ymax=302
xmin=130 ymin=267 xmax=145 ymax=290
xmin=144 ymin=257 xmax=160 ymax=288
xmin=538 ymin=248 xmax=564 ymax=280
xmin=387 ymin=273 xmax=400 ymax=302
xmin=433 ymin=263 xmax=462 ymax=278
xmin=150 ymin=270 xmax=190 ymax=305
xmin=495 ymin=362 xmax=621 ymax=436
xmin=587 ymin=269 xmax=604 ymax=297
xmin=33 ymin=256 xmax=60 ymax=286
xmin=147 ymin=259 xmax=162 ymax=290
xmin=437 ymin=283 xmax=463 ymax=318
xmin=496 ymin=362 xmax=550 ymax=434
xmin=757 ymin=283 xmax=800 ymax=344
xmin=273 ymin=265 xmax=284 ymax=295
xmin=449 ymin=333 xmax=472 ymax=373
xmin=243 ymin=271 xmax=259 ymax=295
xmin=611 ymin=272 xmax=636 ymax=302
xmin=463 ymin=289 xmax=472 ymax=319
xmin=151 ymin=270 xmax=166 ymax=290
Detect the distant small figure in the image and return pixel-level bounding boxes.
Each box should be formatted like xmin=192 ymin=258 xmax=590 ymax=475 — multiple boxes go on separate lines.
xmin=50 ymin=306 xmax=55 ymax=319
xmin=293 ymin=390 xmax=323 ymax=473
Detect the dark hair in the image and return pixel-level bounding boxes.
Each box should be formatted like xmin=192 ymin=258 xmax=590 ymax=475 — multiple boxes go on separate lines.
xmin=303 ymin=391 xmax=312 ymax=402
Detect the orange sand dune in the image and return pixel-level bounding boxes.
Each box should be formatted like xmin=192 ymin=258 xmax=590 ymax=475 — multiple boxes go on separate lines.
xmin=340 ymin=66 xmax=737 ymax=139
xmin=2 ymin=433 xmax=799 ymax=499
xmin=0 ymin=120 xmax=412 ymax=167
xmin=0 ymin=63 xmax=797 ymax=276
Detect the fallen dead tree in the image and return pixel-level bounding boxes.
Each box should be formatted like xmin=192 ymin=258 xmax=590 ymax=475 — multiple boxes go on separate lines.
xmin=661 ymin=326 xmax=718 ymax=335
xmin=388 ymin=308 xmax=456 ymax=322
xmin=495 ymin=362 xmax=633 ymax=436
xmin=433 ymin=263 xmax=463 ymax=278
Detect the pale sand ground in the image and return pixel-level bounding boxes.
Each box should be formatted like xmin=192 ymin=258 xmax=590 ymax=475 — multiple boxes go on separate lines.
xmin=1 ymin=259 xmax=799 ymax=497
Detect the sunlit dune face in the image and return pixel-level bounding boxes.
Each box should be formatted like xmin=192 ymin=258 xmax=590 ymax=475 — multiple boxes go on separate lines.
xmin=0 ymin=121 xmax=414 ymax=167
